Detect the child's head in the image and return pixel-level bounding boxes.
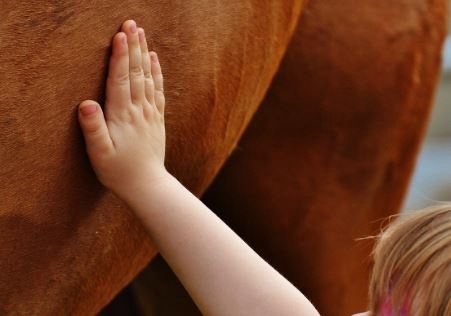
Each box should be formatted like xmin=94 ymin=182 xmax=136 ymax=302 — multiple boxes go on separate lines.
xmin=368 ymin=204 xmax=451 ymax=315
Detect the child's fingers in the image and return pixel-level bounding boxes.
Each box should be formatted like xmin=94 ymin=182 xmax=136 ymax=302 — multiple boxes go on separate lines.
xmin=78 ymin=101 xmax=114 ymax=156
xmin=150 ymin=52 xmax=165 ymax=115
xmin=137 ymin=28 xmax=155 ymax=107
xmin=106 ymin=32 xmax=131 ymax=117
xmin=122 ymin=20 xmax=145 ymax=106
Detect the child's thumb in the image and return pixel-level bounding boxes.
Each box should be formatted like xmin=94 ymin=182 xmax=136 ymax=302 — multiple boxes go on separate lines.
xmin=78 ymin=100 xmax=113 ymax=155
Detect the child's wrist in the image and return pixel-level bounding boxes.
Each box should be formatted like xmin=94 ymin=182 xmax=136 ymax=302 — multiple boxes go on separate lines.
xmin=114 ymin=166 xmax=172 ymax=203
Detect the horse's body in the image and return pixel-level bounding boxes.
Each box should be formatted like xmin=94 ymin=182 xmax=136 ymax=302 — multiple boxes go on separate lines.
xmin=0 ymin=0 xmax=446 ymax=315
xmin=0 ymin=1 xmax=303 ymax=314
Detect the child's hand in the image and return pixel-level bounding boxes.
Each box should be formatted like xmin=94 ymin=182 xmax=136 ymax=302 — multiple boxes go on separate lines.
xmin=78 ymin=20 xmax=167 ymax=200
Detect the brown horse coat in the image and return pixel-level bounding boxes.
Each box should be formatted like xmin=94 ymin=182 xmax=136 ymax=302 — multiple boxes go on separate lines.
xmin=0 ymin=0 xmax=303 ymax=314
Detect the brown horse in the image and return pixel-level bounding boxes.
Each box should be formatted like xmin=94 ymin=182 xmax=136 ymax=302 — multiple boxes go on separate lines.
xmin=0 ymin=0 xmax=304 ymax=314
xmin=0 ymin=0 xmax=446 ymax=315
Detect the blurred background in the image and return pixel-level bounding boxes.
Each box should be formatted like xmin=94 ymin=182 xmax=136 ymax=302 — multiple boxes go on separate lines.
xmin=402 ymin=14 xmax=451 ymax=211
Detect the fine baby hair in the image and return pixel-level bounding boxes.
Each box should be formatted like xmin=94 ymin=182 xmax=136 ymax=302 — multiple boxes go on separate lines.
xmin=368 ymin=204 xmax=451 ymax=315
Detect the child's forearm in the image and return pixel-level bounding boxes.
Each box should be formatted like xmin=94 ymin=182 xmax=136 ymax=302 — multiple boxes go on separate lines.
xmin=77 ymin=19 xmax=319 ymax=316
xmin=123 ymin=171 xmax=320 ymax=316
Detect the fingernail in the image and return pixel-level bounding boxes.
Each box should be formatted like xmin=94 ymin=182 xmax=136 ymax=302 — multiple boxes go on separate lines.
xmin=80 ymin=104 xmax=97 ymax=116
xmin=130 ymin=20 xmax=137 ymax=33
xmin=138 ymin=28 xmax=145 ymax=42
xmin=121 ymin=33 xmax=127 ymax=45
xmin=151 ymin=52 xmax=159 ymax=63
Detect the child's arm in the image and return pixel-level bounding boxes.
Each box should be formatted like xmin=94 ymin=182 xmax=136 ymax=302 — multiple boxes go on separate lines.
xmin=78 ymin=20 xmax=320 ymax=316
xmin=124 ymin=172 xmax=320 ymax=316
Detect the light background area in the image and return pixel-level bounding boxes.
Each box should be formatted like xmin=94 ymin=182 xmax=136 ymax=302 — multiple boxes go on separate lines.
xmin=401 ymin=25 xmax=451 ymax=211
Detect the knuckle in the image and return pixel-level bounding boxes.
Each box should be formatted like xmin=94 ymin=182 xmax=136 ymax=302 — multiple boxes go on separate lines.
xmin=130 ymin=65 xmax=143 ymax=77
xmin=144 ymin=69 xmax=152 ymax=79
xmin=87 ymin=144 xmax=111 ymax=161
xmin=145 ymin=77 xmax=154 ymax=87
xmin=84 ymin=120 xmax=102 ymax=134
xmin=109 ymin=72 xmax=129 ymax=85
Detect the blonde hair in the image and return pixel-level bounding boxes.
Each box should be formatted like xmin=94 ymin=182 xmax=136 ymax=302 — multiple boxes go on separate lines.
xmin=368 ymin=204 xmax=451 ymax=315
